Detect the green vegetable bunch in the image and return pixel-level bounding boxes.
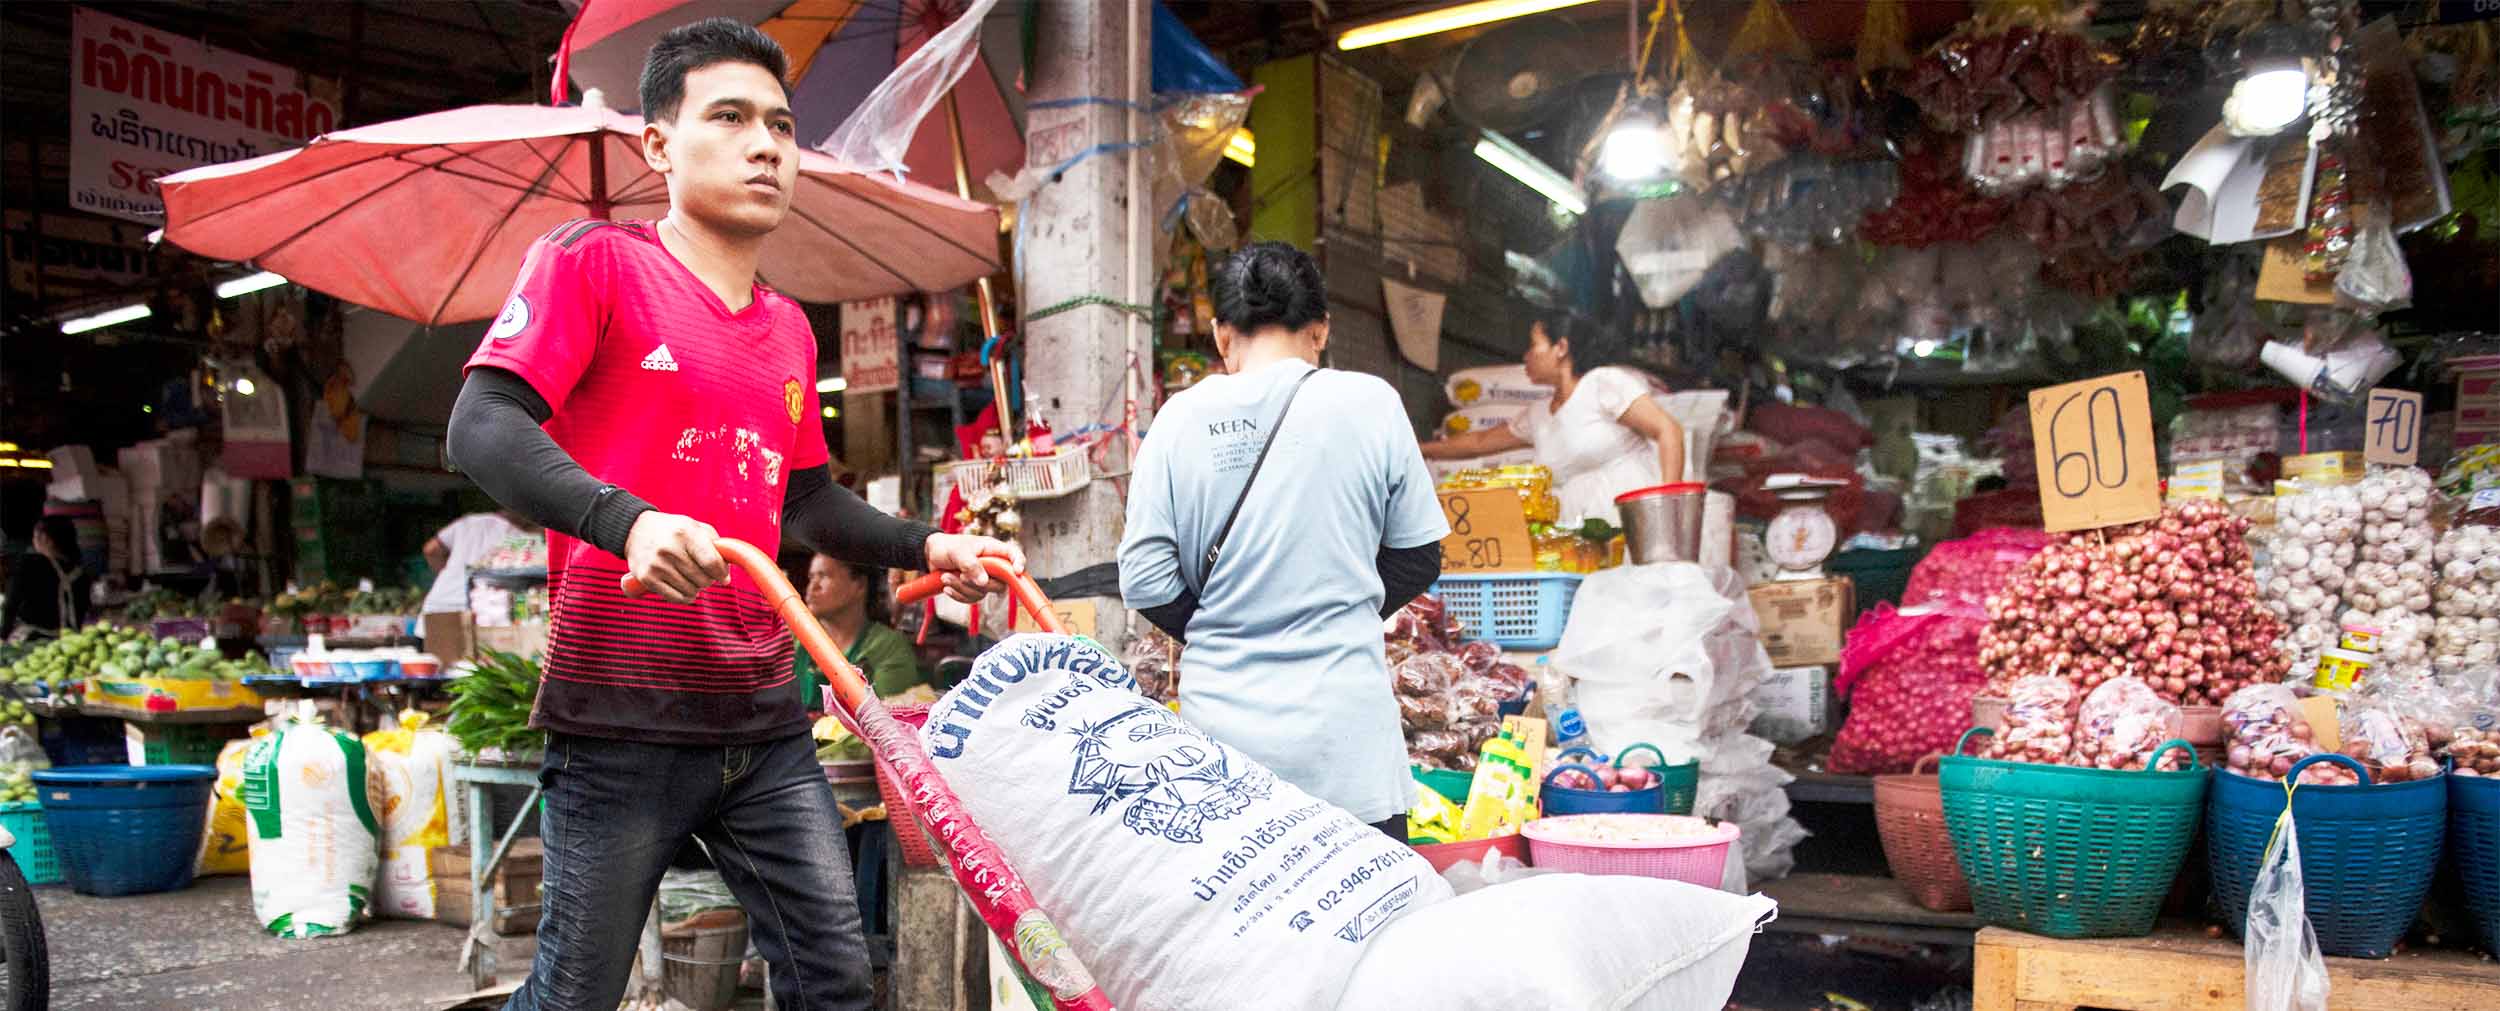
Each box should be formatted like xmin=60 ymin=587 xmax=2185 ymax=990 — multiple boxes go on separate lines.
xmin=445 ymin=648 xmax=544 ymax=757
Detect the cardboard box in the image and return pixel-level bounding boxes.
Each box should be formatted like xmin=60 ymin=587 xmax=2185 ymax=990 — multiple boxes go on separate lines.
xmin=2282 ymin=451 xmax=2365 ymax=486
xmin=1748 ymin=664 xmax=1832 ymax=745
xmin=1748 ymin=577 xmax=1855 ymax=668
xmin=2458 ymin=370 xmax=2499 ymax=411
xmin=83 ymin=676 xmax=264 ymax=717
xmin=432 ymin=839 xmax=544 ymax=935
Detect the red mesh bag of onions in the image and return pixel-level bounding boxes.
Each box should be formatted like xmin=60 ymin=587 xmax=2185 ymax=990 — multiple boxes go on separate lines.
xmin=1826 ymin=529 xmax=2050 ymax=774
xmin=1828 ymin=598 xmax=1993 ymax=774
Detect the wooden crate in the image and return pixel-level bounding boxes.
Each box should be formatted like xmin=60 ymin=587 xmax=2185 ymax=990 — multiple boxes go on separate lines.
xmin=1973 ymin=924 xmax=2500 ymax=1011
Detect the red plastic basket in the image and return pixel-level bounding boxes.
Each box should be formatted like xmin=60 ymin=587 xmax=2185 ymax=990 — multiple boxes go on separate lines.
xmin=1410 ymin=832 xmax=1529 ymax=873
xmin=1520 ymin=814 xmax=1739 ymax=887
xmin=1873 ymin=754 xmax=1969 ymax=912
xmin=871 ymin=704 xmax=939 ymax=868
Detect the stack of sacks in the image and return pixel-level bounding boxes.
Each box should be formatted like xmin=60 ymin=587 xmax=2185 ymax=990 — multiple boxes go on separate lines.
xmin=1553 ymin=563 xmax=1809 ymax=885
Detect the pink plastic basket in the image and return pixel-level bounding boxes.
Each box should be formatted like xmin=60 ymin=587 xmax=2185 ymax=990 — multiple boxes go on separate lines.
xmin=1520 ymin=814 xmax=1740 ymax=887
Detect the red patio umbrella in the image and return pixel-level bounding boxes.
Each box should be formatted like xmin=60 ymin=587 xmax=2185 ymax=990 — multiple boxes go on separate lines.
xmin=155 ymin=95 xmax=1001 ymax=325
xmin=555 ymin=0 xmax=1024 ymax=196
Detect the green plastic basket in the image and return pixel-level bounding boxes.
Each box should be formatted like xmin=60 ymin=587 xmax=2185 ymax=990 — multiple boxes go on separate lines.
xmin=131 ymin=723 xmax=240 ymax=766
xmin=1415 ymin=766 xmax=1473 ymax=806
xmin=1939 ymin=728 xmax=2208 ymax=939
xmin=0 ymin=800 xmax=61 ymax=886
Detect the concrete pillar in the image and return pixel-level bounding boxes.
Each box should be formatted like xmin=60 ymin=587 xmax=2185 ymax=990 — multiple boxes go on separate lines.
xmin=890 ymin=864 xmax=990 ymax=1011
xmin=1015 ymin=0 xmax=1148 ymax=653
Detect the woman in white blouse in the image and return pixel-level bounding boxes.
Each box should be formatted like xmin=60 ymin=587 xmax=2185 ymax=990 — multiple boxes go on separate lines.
xmin=1420 ymin=314 xmax=1686 ymax=528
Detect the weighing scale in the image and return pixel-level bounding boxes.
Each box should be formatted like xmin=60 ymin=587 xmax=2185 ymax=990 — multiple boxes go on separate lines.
xmin=1762 ymin=474 xmax=1850 ymax=580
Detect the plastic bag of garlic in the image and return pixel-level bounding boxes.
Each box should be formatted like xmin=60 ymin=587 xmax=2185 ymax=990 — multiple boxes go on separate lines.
xmin=2341 ymin=468 xmax=2439 ymax=675
xmin=2432 ymin=523 xmax=2500 ymax=673
xmin=2264 ymin=484 xmax=2360 ymax=678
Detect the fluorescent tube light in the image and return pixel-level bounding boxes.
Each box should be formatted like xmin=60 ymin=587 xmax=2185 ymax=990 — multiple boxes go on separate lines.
xmin=816 ymin=377 xmax=848 ymax=394
xmin=1224 ymin=129 xmax=1255 ymax=167
xmin=216 ymin=270 xmax=288 ymax=299
xmin=1338 ymin=0 xmax=1599 ymax=51
xmin=60 ymin=303 xmax=151 ymax=335
xmin=1473 ymin=130 xmax=1586 ymax=215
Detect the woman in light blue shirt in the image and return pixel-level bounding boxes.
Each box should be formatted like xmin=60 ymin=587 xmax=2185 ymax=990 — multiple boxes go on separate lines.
xmin=1119 ymin=242 xmax=1448 ymax=840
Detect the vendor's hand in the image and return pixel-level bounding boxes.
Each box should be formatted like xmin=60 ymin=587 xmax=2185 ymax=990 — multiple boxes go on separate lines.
xmin=623 ymin=511 xmax=727 ymax=604
xmin=925 ymin=533 xmax=1023 ymax=603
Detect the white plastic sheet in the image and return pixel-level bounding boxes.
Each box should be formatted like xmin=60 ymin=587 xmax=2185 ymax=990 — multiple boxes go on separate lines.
xmin=819 ymin=0 xmax=1005 ymax=176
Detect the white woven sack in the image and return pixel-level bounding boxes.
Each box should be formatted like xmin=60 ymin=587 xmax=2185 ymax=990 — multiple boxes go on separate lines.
xmin=921 ymin=634 xmax=1453 ymax=1010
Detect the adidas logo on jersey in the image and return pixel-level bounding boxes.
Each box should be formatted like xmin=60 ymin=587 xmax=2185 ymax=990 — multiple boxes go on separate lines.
xmin=639 ymin=345 xmax=680 ymax=372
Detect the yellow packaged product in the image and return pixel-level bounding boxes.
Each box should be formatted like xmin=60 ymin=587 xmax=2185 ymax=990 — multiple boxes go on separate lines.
xmin=363 ymin=710 xmax=457 ymax=919
xmin=1406 ymin=787 xmax=1461 ymax=845
xmin=196 ymin=731 xmax=263 ymax=877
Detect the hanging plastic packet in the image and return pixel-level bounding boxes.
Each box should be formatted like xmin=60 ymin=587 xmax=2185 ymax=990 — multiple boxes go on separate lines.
xmin=1855 ymin=0 xmax=1913 ymax=83
xmin=1728 ymin=0 xmax=1811 ymax=63
xmin=2333 ymin=206 xmax=2413 ymax=314
xmin=2244 ymin=804 xmax=2331 ymax=1011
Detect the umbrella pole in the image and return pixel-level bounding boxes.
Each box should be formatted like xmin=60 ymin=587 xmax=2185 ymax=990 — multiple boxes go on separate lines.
xmin=589 ymin=133 xmax=612 ymax=220
xmin=943 ymin=91 xmax=1014 ymax=447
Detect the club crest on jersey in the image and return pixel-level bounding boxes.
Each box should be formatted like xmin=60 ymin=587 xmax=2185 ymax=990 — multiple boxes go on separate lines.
xmin=785 ymin=378 xmax=805 ymax=425
xmin=487 ymin=294 xmax=530 ymax=341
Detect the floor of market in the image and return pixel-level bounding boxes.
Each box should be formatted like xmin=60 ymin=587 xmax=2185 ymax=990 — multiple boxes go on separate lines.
xmin=34 ymin=877 xmax=776 ymax=1011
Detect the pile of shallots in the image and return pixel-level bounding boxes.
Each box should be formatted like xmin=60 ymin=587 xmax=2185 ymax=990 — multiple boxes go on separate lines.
xmin=1978 ymin=501 xmax=2285 ymax=706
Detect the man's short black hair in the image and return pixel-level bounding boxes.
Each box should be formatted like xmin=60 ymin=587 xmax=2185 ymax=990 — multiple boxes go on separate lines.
xmin=639 ymin=17 xmax=790 ymax=123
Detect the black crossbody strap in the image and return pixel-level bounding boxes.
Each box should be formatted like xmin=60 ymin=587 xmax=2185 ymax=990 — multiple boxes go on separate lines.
xmin=1197 ymin=367 xmax=1320 ymax=591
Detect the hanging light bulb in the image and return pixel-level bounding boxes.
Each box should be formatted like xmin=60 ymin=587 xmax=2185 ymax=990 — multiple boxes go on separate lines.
xmin=2224 ymin=57 xmax=2309 ymax=136
xmin=1599 ymin=107 xmax=1674 ymax=181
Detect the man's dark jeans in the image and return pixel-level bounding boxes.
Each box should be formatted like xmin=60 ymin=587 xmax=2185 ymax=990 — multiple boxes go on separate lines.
xmin=504 ymin=731 xmax=873 ymax=1011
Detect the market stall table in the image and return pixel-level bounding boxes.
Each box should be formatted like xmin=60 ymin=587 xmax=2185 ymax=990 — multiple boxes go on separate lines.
xmin=1972 ymin=924 xmax=2500 ymax=1011
xmin=1761 ymin=872 xmax=1981 ymax=948
xmin=449 ymin=756 xmax=543 ymax=990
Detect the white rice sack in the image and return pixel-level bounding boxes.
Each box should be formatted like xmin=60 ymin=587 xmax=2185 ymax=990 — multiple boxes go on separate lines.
xmin=1441 ymin=404 xmax=1526 ymax=438
xmin=1333 ymin=874 xmax=1776 ymax=1010
xmin=1446 ymin=364 xmax=1550 ymax=407
xmin=240 ymin=717 xmax=381 ymax=938
xmin=921 ymin=635 xmax=1453 ymax=1011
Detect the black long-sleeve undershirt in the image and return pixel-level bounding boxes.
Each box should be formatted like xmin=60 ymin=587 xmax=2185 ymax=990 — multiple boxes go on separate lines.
xmin=1137 ymin=541 xmax=1443 ymax=644
xmin=445 ymin=367 xmax=933 ymax=568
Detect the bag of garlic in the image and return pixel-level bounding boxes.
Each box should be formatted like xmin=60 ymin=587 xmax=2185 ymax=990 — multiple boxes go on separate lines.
xmin=2342 ymin=468 xmax=2437 ymax=674
xmin=2431 ymin=523 xmax=2500 ymax=673
xmin=919 ymin=634 xmax=1453 ymax=1011
xmin=2266 ymin=483 xmax=2361 ymax=679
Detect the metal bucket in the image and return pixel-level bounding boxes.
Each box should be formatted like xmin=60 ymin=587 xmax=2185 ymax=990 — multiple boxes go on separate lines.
xmin=1615 ymin=483 xmax=1706 ymax=564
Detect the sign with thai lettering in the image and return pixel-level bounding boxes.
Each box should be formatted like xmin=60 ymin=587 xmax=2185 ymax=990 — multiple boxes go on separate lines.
xmin=70 ymin=6 xmax=340 ymax=223
xmin=839 ymin=296 xmax=900 ymax=395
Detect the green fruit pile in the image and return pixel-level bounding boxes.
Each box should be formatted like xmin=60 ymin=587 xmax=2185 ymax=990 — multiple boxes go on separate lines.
xmin=445 ymin=648 xmax=545 ymax=757
xmin=0 ymin=762 xmax=37 ymax=804
xmin=1 ymin=623 xmax=271 ymax=685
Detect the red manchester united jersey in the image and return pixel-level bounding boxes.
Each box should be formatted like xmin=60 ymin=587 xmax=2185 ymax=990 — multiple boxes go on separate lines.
xmin=466 ymin=219 xmax=829 ymax=744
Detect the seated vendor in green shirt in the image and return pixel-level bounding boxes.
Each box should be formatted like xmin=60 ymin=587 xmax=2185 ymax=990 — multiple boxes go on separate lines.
xmin=792 ymin=553 xmax=930 ymax=706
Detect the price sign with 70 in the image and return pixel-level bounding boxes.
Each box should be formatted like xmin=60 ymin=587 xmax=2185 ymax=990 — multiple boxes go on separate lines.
xmin=2363 ymin=388 xmax=2422 ymax=466
xmin=2029 ymin=370 xmax=2162 ymax=532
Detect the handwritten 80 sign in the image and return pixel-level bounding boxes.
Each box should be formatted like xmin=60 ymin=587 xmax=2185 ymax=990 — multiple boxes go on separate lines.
xmin=2028 ymin=370 xmax=2161 ymax=532
xmin=1437 ymin=488 xmax=1532 ymax=573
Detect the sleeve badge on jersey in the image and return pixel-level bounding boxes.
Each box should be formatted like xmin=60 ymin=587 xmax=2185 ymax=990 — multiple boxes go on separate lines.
xmin=487 ymin=294 xmax=531 ymax=341
xmin=785 ymin=378 xmax=806 ymax=425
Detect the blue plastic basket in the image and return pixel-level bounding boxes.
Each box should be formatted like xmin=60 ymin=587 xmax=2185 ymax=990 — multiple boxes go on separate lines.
xmin=2207 ymin=754 xmax=2446 ymax=959
xmin=1433 ymin=573 xmax=1582 ymax=650
xmin=2450 ymin=774 xmax=2500 ymax=956
xmin=0 ymin=801 xmax=61 ymax=886
xmin=33 ymin=764 xmax=217 ymax=897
